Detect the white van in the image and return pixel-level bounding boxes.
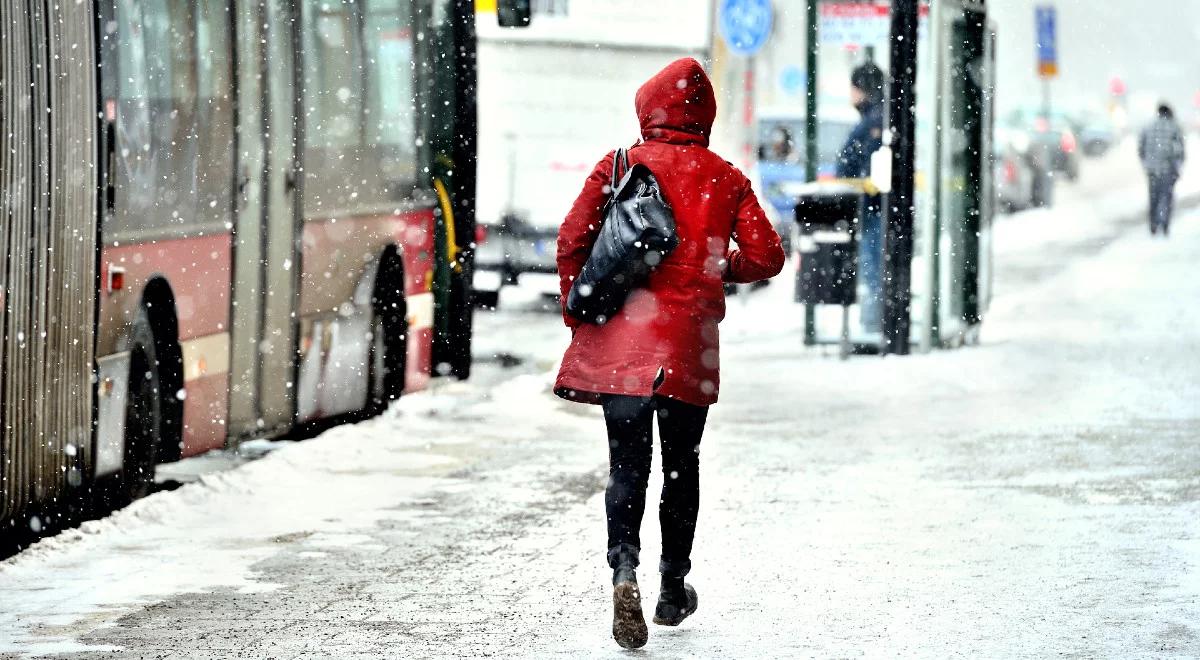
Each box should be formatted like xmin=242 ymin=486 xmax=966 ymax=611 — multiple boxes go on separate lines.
xmin=473 ymin=0 xmax=712 ymax=305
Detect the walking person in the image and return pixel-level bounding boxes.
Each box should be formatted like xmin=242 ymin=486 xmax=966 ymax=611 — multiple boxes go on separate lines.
xmin=555 ymin=58 xmax=785 ymax=649
xmin=1139 ymin=103 xmax=1186 ymax=236
xmin=837 ymin=61 xmax=887 ymax=334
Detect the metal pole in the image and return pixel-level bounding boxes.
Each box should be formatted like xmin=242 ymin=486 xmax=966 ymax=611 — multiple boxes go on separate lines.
xmin=804 ymin=1 xmax=818 ymax=182
xmin=882 ymin=0 xmax=919 ymax=355
xmin=803 ymin=0 xmax=819 ymax=346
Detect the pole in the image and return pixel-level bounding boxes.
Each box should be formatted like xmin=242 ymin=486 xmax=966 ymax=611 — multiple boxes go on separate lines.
xmin=803 ymin=0 xmax=819 ymax=346
xmin=804 ymin=0 xmax=818 ymax=184
xmin=743 ymin=58 xmax=756 ymax=171
xmin=882 ymin=0 xmax=919 ymax=355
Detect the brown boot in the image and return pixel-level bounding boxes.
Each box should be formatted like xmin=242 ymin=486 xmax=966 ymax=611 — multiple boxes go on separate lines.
xmin=611 ymin=570 xmax=648 ymax=649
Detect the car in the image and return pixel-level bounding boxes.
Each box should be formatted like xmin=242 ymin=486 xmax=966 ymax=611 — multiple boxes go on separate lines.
xmin=472 ymin=211 xmax=558 ymax=308
xmin=1006 ymin=107 xmax=1081 ymax=182
xmin=993 ymin=133 xmax=1036 ymax=212
xmin=1075 ymin=111 xmax=1117 ymax=157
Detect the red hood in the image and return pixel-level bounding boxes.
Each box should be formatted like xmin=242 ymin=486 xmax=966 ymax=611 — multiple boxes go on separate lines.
xmin=635 ymin=58 xmax=717 ymax=147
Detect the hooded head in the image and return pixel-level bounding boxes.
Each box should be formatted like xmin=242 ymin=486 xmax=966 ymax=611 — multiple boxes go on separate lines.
xmin=850 ymin=61 xmax=886 ymax=110
xmin=635 ymin=58 xmax=717 ymax=146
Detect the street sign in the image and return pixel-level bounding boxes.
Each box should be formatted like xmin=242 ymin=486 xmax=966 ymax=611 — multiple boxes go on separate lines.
xmin=718 ymin=0 xmax=773 ymax=57
xmin=1035 ymin=5 xmax=1058 ymax=78
xmin=818 ymin=4 xmax=929 ymax=49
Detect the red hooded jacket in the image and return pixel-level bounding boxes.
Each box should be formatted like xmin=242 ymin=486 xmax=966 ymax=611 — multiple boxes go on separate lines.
xmin=554 ymin=58 xmax=785 ymax=407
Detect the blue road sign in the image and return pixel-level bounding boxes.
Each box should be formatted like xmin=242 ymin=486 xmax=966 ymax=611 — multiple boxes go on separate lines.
xmin=1035 ymin=5 xmax=1058 ymax=77
xmin=719 ymin=0 xmax=774 ymax=57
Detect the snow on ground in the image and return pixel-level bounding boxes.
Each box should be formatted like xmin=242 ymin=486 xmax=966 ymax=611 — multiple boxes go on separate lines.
xmin=1 ymin=151 xmax=1198 ymax=658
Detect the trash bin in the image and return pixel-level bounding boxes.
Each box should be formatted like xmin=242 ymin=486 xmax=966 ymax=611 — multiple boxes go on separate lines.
xmin=793 ymin=183 xmax=862 ymax=306
xmin=788 ymin=182 xmax=865 ymax=357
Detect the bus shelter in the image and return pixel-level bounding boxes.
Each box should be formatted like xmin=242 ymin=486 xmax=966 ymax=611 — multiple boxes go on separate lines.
xmin=763 ymin=0 xmax=995 ymax=354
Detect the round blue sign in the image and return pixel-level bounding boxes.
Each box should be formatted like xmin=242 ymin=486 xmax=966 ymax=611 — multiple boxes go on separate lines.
xmin=719 ymin=0 xmax=774 ymax=57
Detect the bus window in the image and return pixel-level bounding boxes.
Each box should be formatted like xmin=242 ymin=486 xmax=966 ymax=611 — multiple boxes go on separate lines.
xmin=302 ymin=0 xmax=364 ymax=150
xmin=111 ymin=0 xmax=232 ymax=239
xmin=195 ymin=0 xmax=234 ymax=225
xmin=113 ymin=0 xmax=152 ymax=230
xmin=363 ymin=0 xmax=417 ymax=193
xmin=301 ymin=0 xmax=419 ymax=215
xmin=301 ymin=0 xmax=367 ymax=216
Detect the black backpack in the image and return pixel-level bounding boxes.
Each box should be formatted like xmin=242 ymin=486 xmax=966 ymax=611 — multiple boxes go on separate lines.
xmin=566 ymin=148 xmax=678 ymax=324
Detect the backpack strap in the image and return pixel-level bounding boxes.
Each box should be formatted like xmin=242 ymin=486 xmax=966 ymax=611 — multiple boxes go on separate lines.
xmin=611 ymin=147 xmax=630 ymax=187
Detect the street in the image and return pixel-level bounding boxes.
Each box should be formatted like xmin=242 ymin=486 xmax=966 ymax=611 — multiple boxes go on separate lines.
xmin=1 ymin=141 xmax=1198 ymax=658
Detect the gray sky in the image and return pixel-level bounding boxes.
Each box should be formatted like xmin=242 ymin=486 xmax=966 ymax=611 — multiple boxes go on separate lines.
xmin=989 ymin=0 xmax=1200 ymax=122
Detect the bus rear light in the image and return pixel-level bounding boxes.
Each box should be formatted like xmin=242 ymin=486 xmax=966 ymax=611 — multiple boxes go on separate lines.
xmin=475 ymin=224 xmax=489 ymax=245
xmin=105 ymin=265 xmax=125 ymax=293
xmin=98 ymin=378 xmax=114 ymax=398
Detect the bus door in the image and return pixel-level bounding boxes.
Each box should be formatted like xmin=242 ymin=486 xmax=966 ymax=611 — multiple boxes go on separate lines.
xmin=228 ymin=0 xmax=301 ymax=437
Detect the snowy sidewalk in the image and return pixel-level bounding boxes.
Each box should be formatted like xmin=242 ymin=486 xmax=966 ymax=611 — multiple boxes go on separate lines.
xmin=2 ymin=214 xmax=1199 ymax=656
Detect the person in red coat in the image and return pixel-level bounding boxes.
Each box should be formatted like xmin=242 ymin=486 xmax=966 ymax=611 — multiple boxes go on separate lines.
xmin=555 ymin=57 xmax=785 ymax=648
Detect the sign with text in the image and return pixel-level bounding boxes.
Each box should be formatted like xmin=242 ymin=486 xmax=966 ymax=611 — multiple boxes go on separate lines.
xmin=818 ymin=2 xmax=929 ymax=49
xmin=1035 ymin=5 xmax=1058 ymax=78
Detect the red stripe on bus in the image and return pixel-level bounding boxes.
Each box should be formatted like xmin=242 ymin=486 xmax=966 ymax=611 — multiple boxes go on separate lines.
xmin=99 ymin=233 xmax=232 ymax=344
xmin=405 ymin=325 xmax=432 ymax=394
xmin=181 ymin=372 xmax=229 ymax=458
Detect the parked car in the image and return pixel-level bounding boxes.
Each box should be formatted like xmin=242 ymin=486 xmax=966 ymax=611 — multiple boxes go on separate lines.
xmin=995 ymin=123 xmax=1055 ymax=208
xmin=1075 ymin=111 xmax=1117 ymax=157
xmin=471 ymin=211 xmax=558 ymax=308
xmin=993 ymin=132 xmax=1035 ymax=212
xmin=1007 ymin=107 xmax=1080 ymax=182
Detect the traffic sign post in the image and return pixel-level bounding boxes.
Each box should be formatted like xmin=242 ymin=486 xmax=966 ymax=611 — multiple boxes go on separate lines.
xmin=1035 ymin=5 xmax=1057 ymax=115
xmin=718 ymin=0 xmax=774 ymax=184
xmin=1035 ymin=6 xmax=1057 ymax=78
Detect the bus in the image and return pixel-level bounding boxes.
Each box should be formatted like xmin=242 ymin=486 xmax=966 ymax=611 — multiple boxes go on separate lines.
xmin=0 ymin=0 xmax=528 ymax=537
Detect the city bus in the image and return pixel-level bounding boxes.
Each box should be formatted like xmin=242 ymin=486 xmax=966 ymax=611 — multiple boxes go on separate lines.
xmin=0 ymin=0 xmax=528 ymax=537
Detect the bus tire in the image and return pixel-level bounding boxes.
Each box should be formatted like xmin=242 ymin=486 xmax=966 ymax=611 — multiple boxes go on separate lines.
xmin=122 ymin=314 xmax=162 ymax=503
xmin=367 ymin=264 xmax=407 ymax=416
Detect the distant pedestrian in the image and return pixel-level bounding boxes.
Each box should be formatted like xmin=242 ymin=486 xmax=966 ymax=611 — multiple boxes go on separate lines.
xmin=555 ymin=58 xmax=784 ymax=649
xmin=837 ymin=61 xmax=886 ymax=333
xmin=1138 ymin=103 xmax=1186 ymax=236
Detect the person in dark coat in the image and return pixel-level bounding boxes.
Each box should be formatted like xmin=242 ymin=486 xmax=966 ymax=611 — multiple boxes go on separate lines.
xmin=1139 ymin=103 xmax=1186 ymax=236
xmin=556 ymin=57 xmax=784 ymax=649
xmin=836 ymin=61 xmax=886 ymax=333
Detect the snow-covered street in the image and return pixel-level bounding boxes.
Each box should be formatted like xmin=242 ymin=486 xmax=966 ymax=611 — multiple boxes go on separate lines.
xmin=2 ymin=152 xmax=1199 ymax=658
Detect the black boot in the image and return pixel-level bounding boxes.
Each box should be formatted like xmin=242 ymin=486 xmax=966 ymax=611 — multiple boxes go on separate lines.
xmin=653 ymin=575 xmax=698 ymax=626
xmin=610 ymin=547 xmax=647 ymax=649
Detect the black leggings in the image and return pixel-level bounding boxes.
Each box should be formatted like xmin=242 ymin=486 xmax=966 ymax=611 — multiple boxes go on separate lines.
xmin=602 ymin=394 xmax=708 ymax=578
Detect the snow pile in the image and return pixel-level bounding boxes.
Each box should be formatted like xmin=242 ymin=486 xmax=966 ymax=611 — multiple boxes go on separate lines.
xmin=0 ymin=369 xmax=592 ymax=656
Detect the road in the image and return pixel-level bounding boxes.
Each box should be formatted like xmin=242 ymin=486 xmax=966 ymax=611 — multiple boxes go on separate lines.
xmin=1 ymin=143 xmax=1198 ymax=658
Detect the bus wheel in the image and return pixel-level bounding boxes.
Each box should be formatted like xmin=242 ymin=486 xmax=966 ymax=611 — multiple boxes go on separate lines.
xmin=122 ymin=319 xmax=161 ymax=502
xmin=367 ymin=294 xmax=407 ymax=416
